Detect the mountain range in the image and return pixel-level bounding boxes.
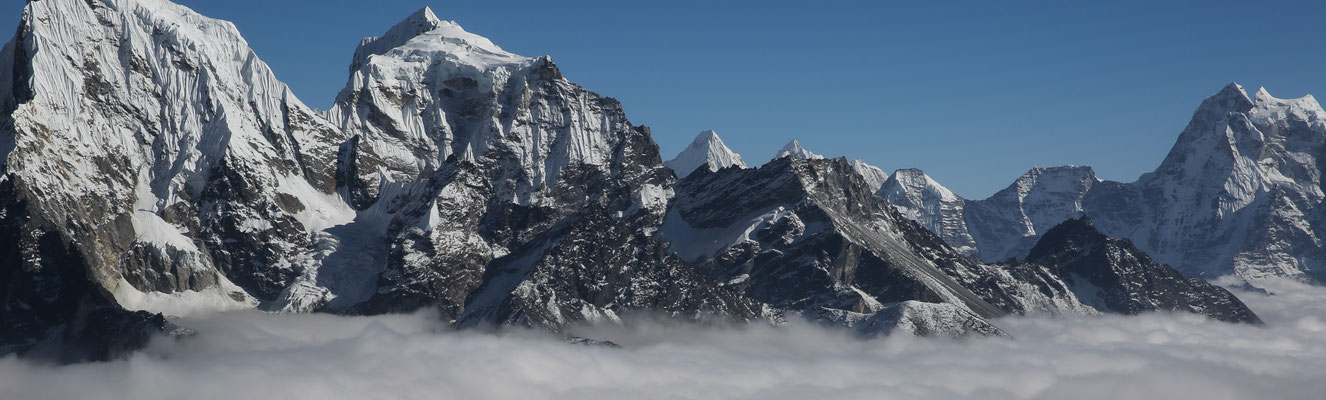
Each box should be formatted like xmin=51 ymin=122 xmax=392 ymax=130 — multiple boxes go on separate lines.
xmin=863 ymin=83 xmax=1326 ymax=285
xmin=0 ymin=0 xmax=1279 ymax=361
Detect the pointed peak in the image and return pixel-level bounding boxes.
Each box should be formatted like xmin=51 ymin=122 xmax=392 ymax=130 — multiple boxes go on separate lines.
xmin=412 ymin=7 xmax=443 ymax=25
xmin=851 ymin=159 xmax=888 ymax=175
xmin=773 ymin=140 xmax=824 ymax=160
xmin=1200 ymin=82 xmax=1254 ymax=113
xmin=349 ymin=8 xmax=527 ymax=73
xmin=848 ymin=158 xmax=874 ymax=166
xmin=388 ymin=7 xmax=447 ymax=41
xmin=1255 ymin=86 xmax=1273 ymax=102
xmin=1220 ymin=81 xmax=1246 ymax=94
xmin=849 ymin=159 xmax=890 ymax=192
xmin=691 ymin=129 xmax=722 ymax=145
xmin=350 ymin=8 xmax=447 ymax=72
xmin=1216 ymin=82 xmax=1252 ymax=102
xmin=851 ymin=159 xmax=875 ymax=171
xmin=666 ymin=130 xmax=747 ymax=177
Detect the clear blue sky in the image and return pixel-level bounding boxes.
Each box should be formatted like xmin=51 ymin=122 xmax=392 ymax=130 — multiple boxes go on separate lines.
xmin=4 ymin=1 xmax=1326 ymax=198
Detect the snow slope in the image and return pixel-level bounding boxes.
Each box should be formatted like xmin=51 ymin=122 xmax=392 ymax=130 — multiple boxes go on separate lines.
xmin=879 ymin=168 xmax=979 ymax=256
xmin=850 ymin=159 xmax=890 ymax=193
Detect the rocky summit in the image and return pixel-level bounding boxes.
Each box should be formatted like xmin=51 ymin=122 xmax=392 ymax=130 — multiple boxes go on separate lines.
xmin=0 ymin=0 xmax=1267 ymax=361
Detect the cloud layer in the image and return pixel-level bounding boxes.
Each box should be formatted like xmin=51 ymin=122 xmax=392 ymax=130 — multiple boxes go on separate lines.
xmin=3 ymin=280 xmax=1325 ymax=400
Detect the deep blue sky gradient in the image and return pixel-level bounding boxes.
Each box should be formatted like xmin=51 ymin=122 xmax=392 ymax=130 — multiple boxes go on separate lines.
xmin=4 ymin=1 xmax=1326 ymax=198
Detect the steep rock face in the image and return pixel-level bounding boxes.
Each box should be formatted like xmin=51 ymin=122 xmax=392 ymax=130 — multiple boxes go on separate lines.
xmin=662 ymin=157 xmax=1095 ymax=330
xmin=664 ymin=130 xmax=747 ymax=178
xmin=0 ymin=0 xmax=345 ymax=356
xmin=0 ymin=179 xmax=173 ymax=361
xmin=879 ymin=168 xmax=978 ymax=256
xmin=1026 ymin=217 xmax=1261 ymax=323
xmin=964 ymin=166 xmax=1099 ymax=262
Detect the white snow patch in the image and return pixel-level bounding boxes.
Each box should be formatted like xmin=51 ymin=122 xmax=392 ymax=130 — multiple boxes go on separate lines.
xmin=130 ymin=211 xmax=198 ymax=253
xmin=659 ymin=206 xmax=793 ymax=262
xmin=276 ymin=175 xmax=357 ymax=232
xmin=628 ymin=184 xmax=672 ymax=216
xmin=111 ymin=277 xmax=256 ymax=317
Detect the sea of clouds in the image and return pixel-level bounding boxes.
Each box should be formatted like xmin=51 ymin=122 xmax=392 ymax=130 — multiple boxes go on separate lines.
xmin=2 ymin=278 xmax=1325 ymax=400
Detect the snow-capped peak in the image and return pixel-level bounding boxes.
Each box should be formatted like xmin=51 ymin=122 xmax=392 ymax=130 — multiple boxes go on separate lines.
xmin=877 ymin=168 xmax=979 ymax=256
xmin=1254 ymin=86 xmax=1274 ymax=103
xmin=884 ymin=168 xmax=961 ymax=203
xmin=1250 ymin=86 xmax=1326 ymax=129
xmin=665 ymin=130 xmax=747 ymax=177
xmin=773 ymin=140 xmax=824 ymax=160
xmin=1197 ymin=82 xmax=1256 ymax=116
xmin=850 ymin=159 xmax=890 ymax=192
xmin=350 ymin=7 xmax=527 ymax=72
xmin=390 ymin=7 xmax=445 ymax=38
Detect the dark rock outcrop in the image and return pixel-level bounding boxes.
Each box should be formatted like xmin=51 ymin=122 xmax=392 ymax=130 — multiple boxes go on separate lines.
xmin=1026 ymin=217 xmax=1261 ymax=323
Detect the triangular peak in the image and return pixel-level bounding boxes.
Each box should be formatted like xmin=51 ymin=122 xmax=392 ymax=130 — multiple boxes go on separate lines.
xmin=665 ymin=130 xmax=747 ymax=178
xmin=411 ymin=7 xmax=443 ymax=25
xmin=690 ymin=130 xmax=723 ymax=145
xmin=849 ymin=159 xmax=890 ymax=192
xmin=349 ymin=7 xmax=526 ymax=73
xmin=392 ymin=7 xmax=444 ymax=35
xmin=1190 ymin=82 xmax=1256 ymax=118
xmin=772 ymin=140 xmax=824 ymax=160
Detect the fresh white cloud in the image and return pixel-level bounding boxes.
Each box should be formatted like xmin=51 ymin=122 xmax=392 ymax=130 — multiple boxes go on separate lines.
xmin=2 ymin=280 xmax=1324 ymax=400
